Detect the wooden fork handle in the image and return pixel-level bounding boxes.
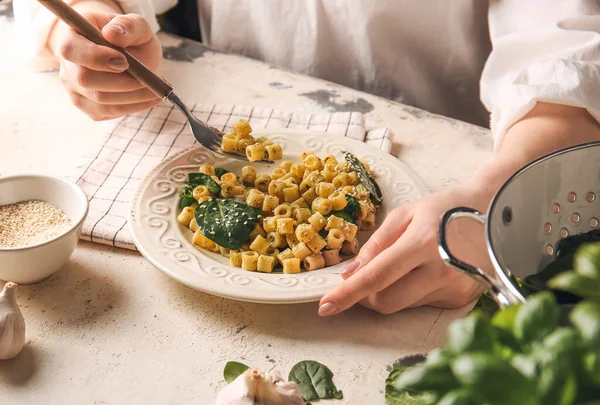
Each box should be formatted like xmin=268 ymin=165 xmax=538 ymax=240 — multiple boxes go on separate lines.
xmin=37 ymin=0 xmax=173 ymax=99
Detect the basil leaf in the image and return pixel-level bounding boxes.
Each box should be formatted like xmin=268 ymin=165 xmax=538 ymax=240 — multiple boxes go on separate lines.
xmin=471 ymin=293 xmax=500 ymax=317
xmin=514 ymin=292 xmax=559 ymax=344
xmin=195 ymin=198 xmax=261 ymax=250
xmin=584 ymin=350 xmax=600 ymax=387
xmin=574 ymin=244 xmax=600 ymax=281
xmin=288 ymin=360 xmax=343 ymax=401
xmin=437 ymin=389 xmax=483 ymax=405
xmin=187 ymin=172 xmax=221 ymax=195
xmin=491 ymin=304 xmax=521 ymax=332
xmin=385 ymin=364 xmax=430 ymax=405
xmin=390 ymin=362 xmax=459 ymax=396
xmin=342 ymin=151 xmax=382 ymax=204
xmin=223 ymin=361 xmax=249 ymax=383
xmin=537 ymin=361 xmax=577 ymax=405
xmin=451 ymin=353 xmax=538 ymax=405
xmin=215 ymin=167 xmax=230 ymax=180
xmin=570 ymin=301 xmax=600 ymax=347
xmin=548 ymin=273 xmax=600 ymax=301
xmin=447 ymin=311 xmax=496 ymax=354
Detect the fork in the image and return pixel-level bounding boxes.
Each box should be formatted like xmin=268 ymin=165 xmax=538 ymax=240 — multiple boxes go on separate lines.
xmin=37 ymin=0 xmax=250 ymax=162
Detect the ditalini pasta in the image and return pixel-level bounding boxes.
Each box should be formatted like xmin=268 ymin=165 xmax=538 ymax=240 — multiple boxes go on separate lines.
xmin=178 ymin=141 xmax=382 ymax=273
xmin=220 ymin=119 xmax=283 ymax=162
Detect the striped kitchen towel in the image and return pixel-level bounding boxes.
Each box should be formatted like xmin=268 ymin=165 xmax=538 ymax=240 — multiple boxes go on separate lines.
xmin=68 ymin=103 xmax=393 ymax=250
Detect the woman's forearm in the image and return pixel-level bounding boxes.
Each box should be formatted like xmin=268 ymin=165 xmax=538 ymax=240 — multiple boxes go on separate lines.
xmin=469 ymin=103 xmax=600 ymax=196
xmin=47 ymin=0 xmax=123 ymax=56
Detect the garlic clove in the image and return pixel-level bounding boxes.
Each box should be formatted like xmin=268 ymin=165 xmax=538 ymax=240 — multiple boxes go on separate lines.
xmin=0 ymin=282 xmax=26 ymax=360
xmin=216 ymin=367 xmax=305 ymax=405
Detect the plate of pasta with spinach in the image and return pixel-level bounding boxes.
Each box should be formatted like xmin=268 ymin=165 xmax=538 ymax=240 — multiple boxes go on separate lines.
xmin=129 ymin=121 xmax=428 ymax=303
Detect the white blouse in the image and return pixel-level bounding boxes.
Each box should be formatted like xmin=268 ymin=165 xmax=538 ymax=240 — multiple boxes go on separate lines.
xmin=13 ymin=0 xmax=600 ymax=149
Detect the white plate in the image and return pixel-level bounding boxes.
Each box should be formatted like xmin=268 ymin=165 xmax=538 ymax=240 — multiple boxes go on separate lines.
xmin=128 ymin=131 xmax=428 ymax=304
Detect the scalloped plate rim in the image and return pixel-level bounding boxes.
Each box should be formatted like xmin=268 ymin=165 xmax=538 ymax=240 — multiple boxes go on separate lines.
xmin=128 ymin=130 xmax=429 ymax=304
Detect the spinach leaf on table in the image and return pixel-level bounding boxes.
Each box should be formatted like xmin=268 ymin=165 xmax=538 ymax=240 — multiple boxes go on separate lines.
xmin=342 ymin=151 xmax=382 ymax=204
xmin=385 ymin=363 xmax=433 ymax=405
xmin=223 ymin=361 xmax=249 ymax=383
xmin=288 ymin=360 xmax=343 ymax=401
xmin=195 ymin=198 xmax=261 ymax=250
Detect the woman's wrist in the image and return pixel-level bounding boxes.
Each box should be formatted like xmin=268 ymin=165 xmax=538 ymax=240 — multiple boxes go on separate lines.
xmin=465 ymin=103 xmax=600 ymax=208
xmin=47 ymin=0 xmax=123 ymax=57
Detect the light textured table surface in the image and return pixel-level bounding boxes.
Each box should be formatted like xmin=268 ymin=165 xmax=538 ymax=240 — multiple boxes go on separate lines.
xmin=0 ymin=5 xmax=493 ymax=404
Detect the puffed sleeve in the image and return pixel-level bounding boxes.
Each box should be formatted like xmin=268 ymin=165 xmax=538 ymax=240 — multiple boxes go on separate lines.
xmin=13 ymin=0 xmax=176 ymax=71
xmin=480 ymin=0 xmax=600 ymax=149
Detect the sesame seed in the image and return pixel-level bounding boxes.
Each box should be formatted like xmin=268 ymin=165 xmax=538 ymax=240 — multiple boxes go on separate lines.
xmin=0 ymin=200 xmax=72 ymax=248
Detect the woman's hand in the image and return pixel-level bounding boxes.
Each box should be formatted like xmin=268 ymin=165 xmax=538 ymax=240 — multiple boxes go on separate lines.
xmin=318 ymin=103 xmax=600 ymax=316
xmin=49 ymin=10 xmax=162 ymax=121
xmin=318 ymin=183 xmax=494 ymax=316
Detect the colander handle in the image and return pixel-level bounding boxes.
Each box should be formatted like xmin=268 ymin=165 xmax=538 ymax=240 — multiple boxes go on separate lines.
xmin=438 ymin=207 xmax=526 ymax=308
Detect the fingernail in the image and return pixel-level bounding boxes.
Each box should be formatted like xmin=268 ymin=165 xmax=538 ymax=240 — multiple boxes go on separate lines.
xmin=318 ymin=302 xmax=339 ymax=316
xmin=340 ymin=260 xmax=361 ymax=277
xmin=106 ymin=24 xmax=125 ymax=35
xmin=107 ymin=57 xmax=128 ymax=71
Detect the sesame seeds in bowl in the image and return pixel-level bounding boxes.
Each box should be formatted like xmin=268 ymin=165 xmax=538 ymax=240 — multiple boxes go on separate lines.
xmin=0 ymin=175 xmax=88 ymax=284
xmin=0 ymin=200 xmax=72 ymax=248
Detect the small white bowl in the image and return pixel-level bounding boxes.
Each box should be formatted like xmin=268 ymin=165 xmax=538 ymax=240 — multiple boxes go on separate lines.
xmin=0 ymin=175 xmax=88 ymax=284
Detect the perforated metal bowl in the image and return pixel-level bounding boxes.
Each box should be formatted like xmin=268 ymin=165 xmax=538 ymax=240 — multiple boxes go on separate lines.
xmin=438 ymin=142 xmax=600 ymax=307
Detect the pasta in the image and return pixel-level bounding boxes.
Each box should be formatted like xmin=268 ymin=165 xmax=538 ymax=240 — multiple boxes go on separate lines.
xmin=257 ymin=255 xmax=276 ymax=273
xmin=220 ymin=119 xmax=283 ymax=162
xmin=180 ymin=142 xmax=381 ymax=273
xmin=241 ymin=251 xmax=259 ymax=271
xmin=282 ymin=258 xmax=301 ymax=274
xmin=303 ymin=253 xmax=325 ymax=271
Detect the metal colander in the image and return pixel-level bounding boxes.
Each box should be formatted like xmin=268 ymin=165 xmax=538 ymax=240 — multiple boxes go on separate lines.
xmin=438 ymin=141 xmax=600 ymax=307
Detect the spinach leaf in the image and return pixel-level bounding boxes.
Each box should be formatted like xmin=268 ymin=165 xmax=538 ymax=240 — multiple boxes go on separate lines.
xmin=288 ymin=360 xmax=343 ymax=401
xmin=195 ymin=198 xmax=261 ymax=250
xmin=557 ymin=230 xmax=600 ymax=258
xmin=179 ymin=196 xmax=196 ymax=209
xmin=547 ymin=242 xmax=600 ymax=302
xmin=187 ymin=172 xmax=221 ymax=195
xmin=326 ymin=194 xmax=361 ymax=225
xmin=215 ymin=167 xmax=230 ymax=180
xmin=326 ymin=212 xmax=354 ymax=224
xmin=343 ymin=194 xmax=360 ymax=223
xmin=342 ymin=151 xmax=382 ymax=204
xmin=223 ymin=361 xmax=249 ymax=383
xmin=178 ymin=172 xmax=222 ymax=208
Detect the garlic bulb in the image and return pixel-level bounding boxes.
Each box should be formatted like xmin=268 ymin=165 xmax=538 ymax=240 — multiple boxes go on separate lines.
xmin=215 ymin=368 xmax=305 ymax=405
xmin=0 ymin=282 xmax=26 ymax=360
